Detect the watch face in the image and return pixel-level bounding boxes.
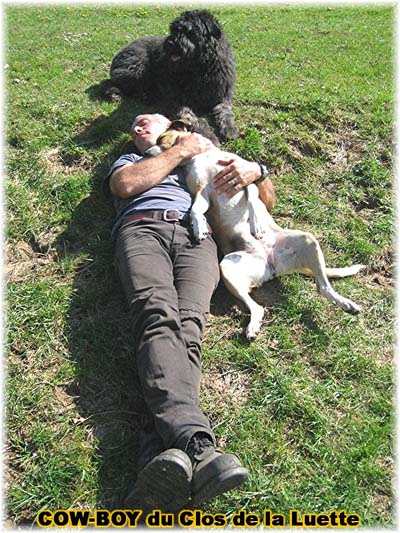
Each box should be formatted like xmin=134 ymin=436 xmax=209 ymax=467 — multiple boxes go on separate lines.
xmin=258 ymin=164 xmax=268 ymax=181
xmin=261 ymin=164 xmax=268 ymax=178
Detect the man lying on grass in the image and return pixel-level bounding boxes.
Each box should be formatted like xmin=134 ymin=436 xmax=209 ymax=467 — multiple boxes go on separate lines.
xmin=103 ymin=113 xmax=275 ymax=511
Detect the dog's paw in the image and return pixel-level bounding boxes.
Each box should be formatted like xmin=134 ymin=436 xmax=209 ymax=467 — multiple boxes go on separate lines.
xmin=341 ymin=299 xmax=361 ymax=314
xmin=250 ymin=219 xmax=265 ymax=240
xmin=246 ymin=325 xmax=259 ymax=340
xmin=191 ymin=214 xmax=209 ymax=243
xmin=219 ymin=126 xmax=239 ymax=141
xmin=245 ymin=305 xmax=264 ymax=340
xmin=104 ymin=85 xmax=123 ymax=102
xmin=194 ymin=230 xmax=210 ymax=243
xmin=195 ymin=226 xmax=210 ymax=242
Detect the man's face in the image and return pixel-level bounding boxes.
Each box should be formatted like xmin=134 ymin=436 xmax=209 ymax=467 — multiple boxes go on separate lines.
xmin=132 ymin=114 xmax=171 ymax=153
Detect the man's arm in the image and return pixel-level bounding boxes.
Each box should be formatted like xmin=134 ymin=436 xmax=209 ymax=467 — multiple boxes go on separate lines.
xmin=257 ymin=176 xmax=275 ymax=212
xmin=110 ymin=134 xmax=213 ymax=199
xmin=214 ymin=156 xmax=276 ymax=211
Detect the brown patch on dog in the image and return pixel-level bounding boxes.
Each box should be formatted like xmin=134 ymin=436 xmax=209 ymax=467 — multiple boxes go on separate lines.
xmin=157 ymin=129 xmax=187 ymax=151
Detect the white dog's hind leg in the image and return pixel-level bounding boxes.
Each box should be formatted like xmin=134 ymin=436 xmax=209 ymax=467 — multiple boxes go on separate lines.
xmin=191 ymin=189 xmax=210 ymax=242
xmin=247 ymin=184 xmax=265 ymax=239
xmin=220 ymin=252 xmax=266 ymax=340
xmin=273 ymin=231 xmax=361 ymax=314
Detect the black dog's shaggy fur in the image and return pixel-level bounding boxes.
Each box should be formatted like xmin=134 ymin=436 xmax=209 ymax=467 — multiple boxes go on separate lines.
xmin=104 ymin=10 xmax=238 ymax=141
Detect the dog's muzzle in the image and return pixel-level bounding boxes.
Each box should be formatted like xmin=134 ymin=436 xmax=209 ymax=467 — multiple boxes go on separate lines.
xmin=164 ymin=39 xmax=183 ymax=61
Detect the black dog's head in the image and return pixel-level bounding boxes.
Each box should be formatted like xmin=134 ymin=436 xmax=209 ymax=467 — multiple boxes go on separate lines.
xmin=163 ymin=10 xmax=222 ymax=67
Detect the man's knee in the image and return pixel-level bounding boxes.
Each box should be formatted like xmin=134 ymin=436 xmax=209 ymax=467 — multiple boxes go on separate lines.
xmin=131 ymin=294 xmax=181 ymax=340
xmin=180 ymin=309 xmax=207 ymax=343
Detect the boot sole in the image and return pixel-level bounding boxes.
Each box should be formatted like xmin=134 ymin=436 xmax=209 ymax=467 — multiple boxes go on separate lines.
xmin=125 ymin=449 xmax=192 ymax=513
xmin=193 ymin=466 xmax=249 ymax=505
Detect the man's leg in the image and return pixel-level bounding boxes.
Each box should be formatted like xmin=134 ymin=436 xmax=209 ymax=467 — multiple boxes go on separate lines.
xmin=115 ymin=220 xmax=214 ymax=449
xmin=116 ymin=220 xmax=211 ymax=511
xmin=171 ymin=226 xmax=249 ymax=504
xmin=172 ymin=228 xmax=220 ymax=403
xmin=116 ymin=220 xmax=247 ymax=508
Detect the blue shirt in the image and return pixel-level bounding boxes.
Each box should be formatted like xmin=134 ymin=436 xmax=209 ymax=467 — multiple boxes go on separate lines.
xmin=104 ymin=151 xmax=193 ymax=238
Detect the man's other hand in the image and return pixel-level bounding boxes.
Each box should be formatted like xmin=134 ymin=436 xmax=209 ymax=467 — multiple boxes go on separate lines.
xmin=214 ymin=156 xmax=260 ymax=197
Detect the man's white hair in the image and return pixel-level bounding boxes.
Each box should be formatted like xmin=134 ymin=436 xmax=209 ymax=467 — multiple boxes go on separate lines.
xmin=131 ymin=113 xmax=170 ymax=132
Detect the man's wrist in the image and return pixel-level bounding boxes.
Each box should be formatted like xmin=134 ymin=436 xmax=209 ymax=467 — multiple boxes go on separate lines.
xmin=255 ymin=163 xmax=269 ymax=185
xmin=167 ymin=143 xmax=190 ymax=163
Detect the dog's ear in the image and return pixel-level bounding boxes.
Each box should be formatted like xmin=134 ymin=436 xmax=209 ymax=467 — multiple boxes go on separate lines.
xmin=169 ymin=119 xmax=194 ymax=132
xmin=157 ymin=130 xmax=182 ymax=150
xmin=202 ymin=12 xmax=222 ymax=39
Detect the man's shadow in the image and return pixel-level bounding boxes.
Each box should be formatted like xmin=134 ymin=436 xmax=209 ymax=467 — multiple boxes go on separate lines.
xmin=55 ymin=95 xmax=154 ymax=509
xmin=56 ymin=90 xmax=329 ymax=509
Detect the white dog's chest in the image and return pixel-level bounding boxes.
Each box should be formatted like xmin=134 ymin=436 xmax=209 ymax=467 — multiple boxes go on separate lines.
xmin=184 ymin=150 xmax=227 ymax=193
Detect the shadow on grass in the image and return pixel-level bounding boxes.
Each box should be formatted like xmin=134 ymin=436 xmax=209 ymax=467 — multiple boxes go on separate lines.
xmin=55 ymin=96 xmax=157 ymax=509
xmin=78 ymin=84 xmax=167 ymax=150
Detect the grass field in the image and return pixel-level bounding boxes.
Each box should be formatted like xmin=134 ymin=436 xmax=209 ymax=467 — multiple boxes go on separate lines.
xmin=5 ymin=4 xmax=395 ymax=529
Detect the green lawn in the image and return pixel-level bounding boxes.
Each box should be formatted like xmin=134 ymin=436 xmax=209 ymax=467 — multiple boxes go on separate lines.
xmin=5 ymin=4 xmax=395 ymax=529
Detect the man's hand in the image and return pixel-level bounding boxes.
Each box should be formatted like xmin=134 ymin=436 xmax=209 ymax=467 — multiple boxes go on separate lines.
xmin=176 ymin=133 xmax=214 ymax=160
xmin=214 ymin=156 xmax=260 ymax=198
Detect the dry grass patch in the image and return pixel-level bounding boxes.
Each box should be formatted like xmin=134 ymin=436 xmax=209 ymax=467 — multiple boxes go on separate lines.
xmin=201 ymin=364 xmax=253 ymax=448
xmin=363 ymin=250 xmax=394 ymax=288
xmin=6 ymin=240 xmax=57 ymax=282
xmin=39 ymin=147 xmax=91 ymax=177
xmin=327 ymin=136 xmax=366 ymax=174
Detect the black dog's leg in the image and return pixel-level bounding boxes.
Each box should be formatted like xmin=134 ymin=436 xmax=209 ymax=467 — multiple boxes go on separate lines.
xmin=99 ymin=78 xmax=124 ymax=100
xmin=212 ymin=101 xmax=238 ymax=141
xmin=106 ymin=66 xmax=149 ymax=100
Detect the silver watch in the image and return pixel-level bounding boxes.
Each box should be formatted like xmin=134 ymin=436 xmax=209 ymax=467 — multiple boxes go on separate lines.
xmin=255 ymin=163 xmax=269 ymax=185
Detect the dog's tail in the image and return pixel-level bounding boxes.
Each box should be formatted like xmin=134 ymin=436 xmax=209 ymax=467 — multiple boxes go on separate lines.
xmin=302 ymin=264 xmax=366 ymax=278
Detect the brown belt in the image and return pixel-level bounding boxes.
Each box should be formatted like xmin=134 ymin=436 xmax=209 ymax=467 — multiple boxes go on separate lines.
xmin=122 ymin=209 xmax=190 ymax=227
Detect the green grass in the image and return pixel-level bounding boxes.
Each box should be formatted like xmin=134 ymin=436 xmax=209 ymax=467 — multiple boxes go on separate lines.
xmin=5 ymin=4 xmax=394 ymax=529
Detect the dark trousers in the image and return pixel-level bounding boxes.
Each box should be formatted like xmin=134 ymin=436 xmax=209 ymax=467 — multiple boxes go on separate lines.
xmin=115 ymin=219 xmax=220 ymax=452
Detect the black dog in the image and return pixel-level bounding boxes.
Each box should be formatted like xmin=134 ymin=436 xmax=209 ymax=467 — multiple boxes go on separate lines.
xmin=104 ymin=10 xmax=238 ymax=142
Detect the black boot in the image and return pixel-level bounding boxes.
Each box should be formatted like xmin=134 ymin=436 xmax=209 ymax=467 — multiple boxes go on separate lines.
xmin=186 ymin=433 xmax=249 ymax=505
xmin=125 ymin=449 xmax=192 ymax=513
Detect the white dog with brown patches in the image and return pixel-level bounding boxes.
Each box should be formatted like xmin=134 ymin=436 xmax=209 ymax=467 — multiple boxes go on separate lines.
xmin=149 ymin=124 xmax=365 ymax=340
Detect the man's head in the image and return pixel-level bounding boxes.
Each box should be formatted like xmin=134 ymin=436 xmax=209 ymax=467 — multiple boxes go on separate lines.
xmin=131 ymin=113 xmax=171 ymax=154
